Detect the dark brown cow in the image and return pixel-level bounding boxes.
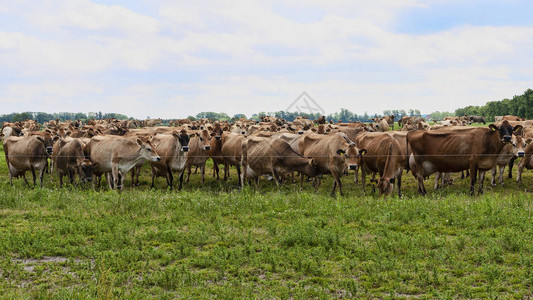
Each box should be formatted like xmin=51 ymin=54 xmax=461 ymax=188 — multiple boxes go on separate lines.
xmin=355 ymin=132 xmax=405 ymax=196
xmin=299 ymin=133 xmax=365 ymax=196
xmin=3 ymin=133 xmax=58 ymax=187
xmin=407 ymin=121 xmax=520 ymax=195
xmin=241 ymin=137 xmax=320 ymax=185
xmin=185 ymin=130 xmax=212 ymax=183
xmin=150 ymin=130 xmax=193 ymax=190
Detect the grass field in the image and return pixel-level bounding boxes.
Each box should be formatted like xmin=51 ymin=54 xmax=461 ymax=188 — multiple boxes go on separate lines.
xmin=0 ymin=141 xmax=532 ymax=299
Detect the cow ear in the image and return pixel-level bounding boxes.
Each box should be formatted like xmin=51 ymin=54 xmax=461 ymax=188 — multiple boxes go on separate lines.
xmin=66 ymin=131 xmax=71 ymax=136
xmin=359 ymin=149 xmax=367 ymax=156
xmin=311 ymin=128 xmax=317 ymax=132
xmin=488 ymin=124 xmax=498 ymax=131
xmin=136 ymin=138 xmax=143 ymax=146
xmin=513 ymin=125 xmax=523 ymax=133
xmin=223 ymin=126 xmax=230 ymax=131
xmin=389 ymin=178 xmax=395 ymax=184
xmin=336 ymin=149 xmax=345 ymax=156
xmin=36 ymin=136 xmax=45 ymax=144
xmin=189 ymin=133 xmax=197 ymax=138
xmin=53 ymin=136 xmax=60 ymax=142
xmin=210 ymin=132 xmax=217 ymax=137
xmin=171 ymin=131 xmax=179 ymax=138
xmin=526 ymin=138 xmax=533 ymax=145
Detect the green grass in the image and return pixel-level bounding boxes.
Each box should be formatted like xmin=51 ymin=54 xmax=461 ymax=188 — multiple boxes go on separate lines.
xmin=0 ymin=143 xmax=532 ymax=298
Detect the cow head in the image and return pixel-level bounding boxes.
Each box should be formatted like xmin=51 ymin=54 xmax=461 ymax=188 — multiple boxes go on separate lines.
xmin=198 ymin=129 xmax=212 ymax=151
xmin=36 ymin=133 xmax=59 ymax=155
xmin=211 ymin=123 xmax=225 ymax=141
xmin=172 ymin=130 xmax=194 ymax=152
xmin=77 ymin=159 xmax=95 ymax=183
xmin=511 ymin=135 xmax=533 ymax=157
xmin=336 ymin=143 xmax=366 ymax=172
xmin=377 ymin=177 xmax=395 ymax=196
xmin=136 ymin=139 xmax=161 ymax=161
xmin=488 ymin=120 xmax=520 ymax=143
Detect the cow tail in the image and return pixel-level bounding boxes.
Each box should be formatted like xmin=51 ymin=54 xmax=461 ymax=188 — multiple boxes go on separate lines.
xmin=405 ymin=133 xmax=410 ymax=172
xmin=383 ymin=139 xmax=393 ymax=177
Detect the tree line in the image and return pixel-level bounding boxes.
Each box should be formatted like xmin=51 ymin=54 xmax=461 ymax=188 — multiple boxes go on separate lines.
xmin=0 ymin=112 xmax=129 ymax=124
xmin=455 ymin=89 xmax=533 ymax=122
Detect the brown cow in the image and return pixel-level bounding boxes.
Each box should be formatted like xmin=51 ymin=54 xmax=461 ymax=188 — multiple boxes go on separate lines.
xmin=185 ymin=130 xmax=212 ymax=183
xmin=221 ymin=132 xmax=246 ymax=186
xmin=150 ymin=130 xmax=193 ymax=190
xmin=516 ymin=142 xmax=533 ymax=182
xmin=241 ymin=136 xmax=320 ymax=186
xmin=491 ymin=135 xmax=531 ymax=185
xmin=502 ymin=115 xmax=524 ymax=121
xmin=299 ymin=133 xmax=365 ymax=196
xmin=206 ymin=122 xmax=228 ymax=180
xmin=355 ymin=132 xmax=405 ymax=196
xmin=84 ymin=135 xmax=161 ymax=191
xmin=55 ymin=138 xmax=95 ymax=187
xmin=3 ymin=133 xmax=59 ymax=187
xmin=407 ymin=121 xmax=520 ymax=195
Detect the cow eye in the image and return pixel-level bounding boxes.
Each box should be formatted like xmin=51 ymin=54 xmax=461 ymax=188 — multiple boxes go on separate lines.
xmin=147 ymin=148 xmax=152 ymax=152
xmin=199 ymin=137 xmax=203 ymax=141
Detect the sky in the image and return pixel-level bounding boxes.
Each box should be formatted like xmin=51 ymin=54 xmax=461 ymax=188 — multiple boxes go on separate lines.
xmin=1 ymin=0 xmax=532 ymax=119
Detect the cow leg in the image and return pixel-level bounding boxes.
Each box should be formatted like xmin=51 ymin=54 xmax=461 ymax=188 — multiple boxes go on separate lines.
xmin=416 ymin=174 xmax=426 ymax=195
xmin=194 ymin=166 xmax=198 ymax=174
xmin=30 ymin=166 xmax=37 ymax=187
xmin=112 ymin=165 xmax=120 ymax=190
xmin=490 ymin=167 xmax=497 ymax=187
xmin=331 ymin=179 xmax=337 ymax=196
xmin=469 ymin=165 xmax=477 ymax=196
xmin=118 ymin=171 xmax=125 ymax=192
xmin=178 ymin=171 xmax=184 ymax=191
xmin=516 ymin=156 xmax=528 ymax=183
xmin=498 ymin=165 xmax=505 ymax=184
xmin=186 ymin=165 xmax=192 ymax=183
xmin=478 ymin=171 xmax=486 ymax=195
xmin=397 ymin=173 xmax=403 ymax=198
xmin=361 ymin=167 xmax=367 ymax=194
xmin=354 ymin=167 xmax=358 ymax=184
xmin=39 ymin=167 xmax=45 ymax=188
xmin=236 ymin=164 xmax=242 ymax=187
xmin=167 ymin=167 xmax=174 ymax=190
xmin=508 ymin=157 xmax=516 ymax=179
xmin=59 ymin=172 xmax=64 ymax=188
xmin=434 ymin=172 xmax=441 ymax=190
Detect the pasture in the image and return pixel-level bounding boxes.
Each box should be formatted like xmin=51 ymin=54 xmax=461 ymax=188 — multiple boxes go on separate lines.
xmin=0 ymin=143 xmax=532 ymax=298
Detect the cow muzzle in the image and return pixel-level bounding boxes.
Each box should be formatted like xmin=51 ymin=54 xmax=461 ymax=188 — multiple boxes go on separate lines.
xmin=204 ymin=145 xmax=211 ymax=151
xmin=349 ymin=164 xmax=357 ymax=170
xmin=298 ymin=131 xmax=304 ymax=135
xmin=182 ymin=146 xmax=190 ymax=152
xmin=518 ymin=151 xmax=525 ymax=157
xmin=215 ymin=136 xmax=221 ymax=141
xmin=154 ymin=156 xmax=162 ymax=162
xmin=503 ymin=135 xmax=511 ymax=143
xmin=46 ymin=147 xmax=53 ymax=155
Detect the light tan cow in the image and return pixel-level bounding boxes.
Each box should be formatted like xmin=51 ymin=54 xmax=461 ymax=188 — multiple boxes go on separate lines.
xmin=84 ymin=135 xmax=161 ymax=191
xmin=3 ymin=133 xmax=59 ymax=187
xmin=185 ymin=130 xmax=212 ymax=183
xmin=150 ymin=130 xmax=194 ymax=190
xmin=299 ymin=133 xmax=365 ymax=196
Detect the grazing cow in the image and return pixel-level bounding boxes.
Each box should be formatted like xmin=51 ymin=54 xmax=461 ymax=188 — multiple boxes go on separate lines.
xmin=469 ymin=115 xmax=486 ymax=124
xmin=150 ymin=130 xmax=193 ymax=190
xmin=3 ymin=133 xmax=59 ymax=187
xmin=185 ymin=130 xmax=212 ymax=183
xmin=299 ymin=133 xmax=365 ymax=196
xmin=407 ymin=121 xmax=520 ymax=195
xmin=491 ymin=135 xmax=531 ymax=185
xmin=221 ymin=132 xmax=246 ymax=186
xmin=56 ymin=138 xmax=94 ymax=187
xmin=241 ymin=137 xmax=320 ymax=185
xmin=355 ymin=132 xmax=405 ymax=196
xmin=516 ymin=142 xmax=533 ymax=182
xmin=84 ymin=136 xmax=161 ymax=191
xmin=382 ymin=115 xmax=395 ymax=128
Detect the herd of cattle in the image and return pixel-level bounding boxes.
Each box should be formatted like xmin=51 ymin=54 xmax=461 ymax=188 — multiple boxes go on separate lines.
xmin=2 ymin=114 xmax=533 ymax=196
